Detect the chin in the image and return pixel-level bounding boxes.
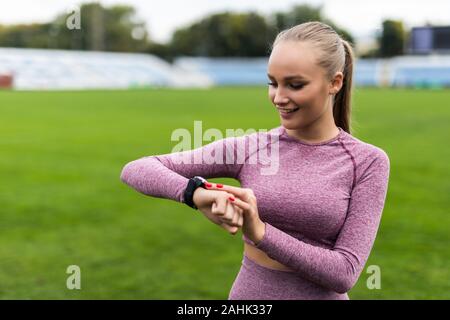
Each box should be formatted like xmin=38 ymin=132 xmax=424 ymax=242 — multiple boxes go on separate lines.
xmin=280 ymin=119 xmax=303 ymax=130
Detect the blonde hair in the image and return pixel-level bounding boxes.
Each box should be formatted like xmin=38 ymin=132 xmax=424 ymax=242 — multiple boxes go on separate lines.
xmin=271 ymin=21 xmax=355 ymax=134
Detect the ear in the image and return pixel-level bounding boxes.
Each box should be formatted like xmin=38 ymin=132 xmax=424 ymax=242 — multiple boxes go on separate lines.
xmin=329 ymin=71 xmax=344 ymax=95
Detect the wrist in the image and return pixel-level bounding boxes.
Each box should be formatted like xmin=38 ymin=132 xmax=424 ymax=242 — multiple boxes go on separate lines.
xmin=183 ymin=176 xmax=207 ymax=209
xmin=192 ymin=187 xmax=207 ymax=208
xmin=253 ymin=221 xmax=266 ymax=245
xmin=246 ymin=220 xmax=266 ymax=246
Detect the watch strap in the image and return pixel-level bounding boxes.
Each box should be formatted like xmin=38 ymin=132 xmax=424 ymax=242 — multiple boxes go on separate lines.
xmin=183 ymin=176 xmax=207 ymax=209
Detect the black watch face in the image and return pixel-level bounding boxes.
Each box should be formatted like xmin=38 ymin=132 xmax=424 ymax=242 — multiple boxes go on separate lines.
xmin=195 ymin=176 xmax=206 ymax=183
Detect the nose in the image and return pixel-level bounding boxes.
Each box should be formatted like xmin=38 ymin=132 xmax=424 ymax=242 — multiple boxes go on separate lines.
xmin=272 ymin=87 xmax=289 ymax=105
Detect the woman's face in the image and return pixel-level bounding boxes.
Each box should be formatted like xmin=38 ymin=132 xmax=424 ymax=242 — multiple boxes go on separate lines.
xmin=267 ymin=41 xmax=342 ymax=129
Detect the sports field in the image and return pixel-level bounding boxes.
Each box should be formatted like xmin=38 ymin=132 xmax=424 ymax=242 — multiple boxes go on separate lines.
xmin=0 ymin=87 xmax=448 ymax=299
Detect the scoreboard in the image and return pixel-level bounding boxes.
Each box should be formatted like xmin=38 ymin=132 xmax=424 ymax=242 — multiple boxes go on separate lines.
xmin=408 ymin=26 xmax=450 ymax=54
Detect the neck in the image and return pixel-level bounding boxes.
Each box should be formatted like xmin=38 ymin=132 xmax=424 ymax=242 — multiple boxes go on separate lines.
xmin=285 ymin=123 xmax=339 ymax=144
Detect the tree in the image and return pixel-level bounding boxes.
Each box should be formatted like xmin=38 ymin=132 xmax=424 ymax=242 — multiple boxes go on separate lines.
xmin=163 ymin=4 xmax=353 ymax=58
xmin=0 ymin=2 xmax=149 ymax=52
xmin=272 ymin=4 xmax=323 ymax=30
xmin=379 ymin=19 xmax=405 ymax=57
xmin=0 ymin=23 xmax=51 ymax=48
xmin=271 ymin=4 xmax=354 ymax=44
xmin=0 ymin=2 xmax=355 ymax=60
xmin=169 ymin=12 xmax=277 ymax=57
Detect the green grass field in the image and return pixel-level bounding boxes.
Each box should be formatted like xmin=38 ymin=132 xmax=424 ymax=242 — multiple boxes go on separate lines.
xmin=0 ymin=87 xmax=449 ymax=299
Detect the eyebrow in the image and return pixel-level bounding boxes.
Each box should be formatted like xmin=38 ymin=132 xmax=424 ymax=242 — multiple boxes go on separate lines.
xmin=267 ymin=73 xmax=308 ymax=80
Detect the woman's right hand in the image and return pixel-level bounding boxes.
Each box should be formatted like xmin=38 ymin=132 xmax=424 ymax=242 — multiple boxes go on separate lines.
xmin=193 ymin=187 xmax=243 ymax=235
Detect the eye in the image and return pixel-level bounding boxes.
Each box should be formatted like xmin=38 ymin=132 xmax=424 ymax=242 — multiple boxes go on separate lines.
xmin=289 ymin=83 xmax=305 ymax=90
xmin=267 ymin=82 xmax=305 ymax=90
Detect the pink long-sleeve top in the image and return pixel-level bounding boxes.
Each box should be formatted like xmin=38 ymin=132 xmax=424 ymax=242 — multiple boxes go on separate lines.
xmin=120 ymin=125 xmax=390 ymax=294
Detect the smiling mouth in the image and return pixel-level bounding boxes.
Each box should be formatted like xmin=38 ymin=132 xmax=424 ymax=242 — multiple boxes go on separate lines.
xmin=277 ymin=106 xmax=300 ymax=114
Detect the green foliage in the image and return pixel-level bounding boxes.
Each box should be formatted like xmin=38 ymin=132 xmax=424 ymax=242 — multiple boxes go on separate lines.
xmin=273 ymin=4 xmax=323 ymax=30
xmin=170 ymin=12 xmax=278 ymax=57
xmin=266 ymin=4 xmax=354 ymax=45
xmin=0 ymin=2 xmax=148 ymax=52
xmin=0 ymin=4 xmax=409 ymax=60
xmin=379 ymin=20 xmax=406 ymax=57
xmin=0 ymin=3 xmax=355 ymax=59
xmin=0 ymin=23 xmax=52 ymax=48
xmin=167 ymin=5 xmax=354 ymax=58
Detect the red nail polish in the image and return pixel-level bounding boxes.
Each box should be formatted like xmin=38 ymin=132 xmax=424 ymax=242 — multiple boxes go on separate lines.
xmin=205 ymin=183 xmax=212 ymax=188
xmin=229 ymin=197 xmax=235 ymax=201
xmin=217 ymin=184 xmax=223 ymax=188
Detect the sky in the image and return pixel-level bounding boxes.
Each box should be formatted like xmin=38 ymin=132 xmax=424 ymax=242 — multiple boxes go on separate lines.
xmin=0 ymin=0 xmax=449 ymax=44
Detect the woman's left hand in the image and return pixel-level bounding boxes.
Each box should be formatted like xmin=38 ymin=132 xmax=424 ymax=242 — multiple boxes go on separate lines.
xmin=205 ymin=183 xmax=266 ymax=245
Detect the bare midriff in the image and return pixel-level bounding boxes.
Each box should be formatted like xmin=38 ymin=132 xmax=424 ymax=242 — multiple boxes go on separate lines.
xmin=244 ymin=242 xmax=295 ymax=272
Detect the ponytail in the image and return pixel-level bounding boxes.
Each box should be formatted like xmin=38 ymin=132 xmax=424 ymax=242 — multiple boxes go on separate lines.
xmin=332 ymin=39 xmax=354 ymax=134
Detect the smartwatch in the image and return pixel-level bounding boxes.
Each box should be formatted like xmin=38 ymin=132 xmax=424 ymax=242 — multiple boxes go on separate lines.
xmin=183 ymin=176 xmax=207 ymax=209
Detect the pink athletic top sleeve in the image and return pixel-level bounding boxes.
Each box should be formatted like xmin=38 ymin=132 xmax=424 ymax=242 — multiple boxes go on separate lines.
xmin=120 ymin=126 xmax=390 ymax=294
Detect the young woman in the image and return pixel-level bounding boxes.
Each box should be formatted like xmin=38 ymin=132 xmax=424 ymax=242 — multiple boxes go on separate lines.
xmin=120 ymin=21 xmax=390 ymax=300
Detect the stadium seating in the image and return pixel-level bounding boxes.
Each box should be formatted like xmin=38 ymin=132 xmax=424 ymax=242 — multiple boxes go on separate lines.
xmin=1 ymin=47 xmax=449 ymax=90
xmin=0 ymin=48 xmax=213 ymax=90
